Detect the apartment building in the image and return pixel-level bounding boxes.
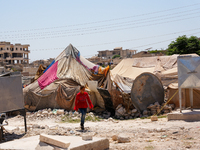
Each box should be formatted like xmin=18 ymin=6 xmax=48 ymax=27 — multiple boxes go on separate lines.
xmin=0 ymin=41 xmax=30 ymax=65
xmin=98 ymin=47 xmax=137 ymax=59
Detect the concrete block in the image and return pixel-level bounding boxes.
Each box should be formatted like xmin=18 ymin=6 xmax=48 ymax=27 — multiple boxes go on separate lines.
xmin=82 ymin=135 xmax=93 ymax=140
xmin=168 ymin=109 xmax=200 ymax=121
xmin=57 ymin=109 xmax=64 ymax=115
xmin=0 ymin=135 xmax=109 ymax=150
xmin=117 ymin=135 xmax=130 ymax=143
xmin=151 ymin=116 xmax=158 ymax=121
xmin=40 ymin=134 xmax=70 ymax=148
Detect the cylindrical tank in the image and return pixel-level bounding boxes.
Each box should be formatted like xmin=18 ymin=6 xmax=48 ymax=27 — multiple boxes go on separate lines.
xmin=131 ymin=72 xmax=164 ymax=113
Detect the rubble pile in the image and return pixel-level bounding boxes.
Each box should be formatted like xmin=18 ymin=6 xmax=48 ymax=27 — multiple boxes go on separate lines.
xmin=26 ymin=109 xmax=65 ymax=121
xmin=115 ymin=104 xmax=140 ymax=119
xmin=115 ymin=102 xmax=175 ymax=119
xmin=26 ymin=109 xmax=105 ymax=122
xmin=25 ymin=101 xmax=175 ymax=122
xmin=145 ymin=102 xmax=175 ymax=116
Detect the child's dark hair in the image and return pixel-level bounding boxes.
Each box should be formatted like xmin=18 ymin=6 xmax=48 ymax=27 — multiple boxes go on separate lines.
xmin=80 ymin=86 xmax=85 ymax=90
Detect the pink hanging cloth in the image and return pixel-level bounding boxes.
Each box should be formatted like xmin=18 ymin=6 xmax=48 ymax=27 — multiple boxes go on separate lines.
xmin=38 ymin=61 xmax=59 ymax=90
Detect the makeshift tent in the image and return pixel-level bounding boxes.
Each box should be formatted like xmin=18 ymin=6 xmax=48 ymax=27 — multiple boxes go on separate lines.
xmin=111 ymin=54 xmax=199 ymax=93
xmin=23 ymin=44 xmax=110 ymax=111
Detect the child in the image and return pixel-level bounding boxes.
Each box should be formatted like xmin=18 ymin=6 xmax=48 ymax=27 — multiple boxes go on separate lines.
xmin=74 ymin=86 xmax=94 ymax=130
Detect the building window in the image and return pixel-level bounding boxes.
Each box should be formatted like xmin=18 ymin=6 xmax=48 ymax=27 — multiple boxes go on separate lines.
xmin=0 ymin=48 xmax=3 ymax=50
xmin=7 ymin=48 xmax=9 ymax=50
xmin=16 ymin=48 xmax=18 ymax=50
xmin=20 ymin=48 xmax=22 ymax=50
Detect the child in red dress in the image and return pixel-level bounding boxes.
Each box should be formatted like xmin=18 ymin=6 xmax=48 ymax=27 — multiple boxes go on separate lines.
xmin=74 ymin=86 xmax=93 ymax=130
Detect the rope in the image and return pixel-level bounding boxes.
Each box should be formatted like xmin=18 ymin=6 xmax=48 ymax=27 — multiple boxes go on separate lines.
xmin=153 ymin=89 xmax=178 ymax=116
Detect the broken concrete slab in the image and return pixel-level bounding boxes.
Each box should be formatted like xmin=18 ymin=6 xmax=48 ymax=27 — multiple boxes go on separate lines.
xmin=0 ymin=135 xmax=109 ymax=150
xmin=151 ymin=116 xmax=158 ymax=121
xmin=40 ymin=134 xmax=70 ymax=148
xmin=82 ymin=135 xmax=93 ymax=141
xmin=168 ymin=109 xmax=200 ymax=121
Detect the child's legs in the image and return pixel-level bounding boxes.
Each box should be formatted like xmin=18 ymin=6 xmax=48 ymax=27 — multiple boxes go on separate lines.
xmin=79 ymin=108 xmax=87 ymax=125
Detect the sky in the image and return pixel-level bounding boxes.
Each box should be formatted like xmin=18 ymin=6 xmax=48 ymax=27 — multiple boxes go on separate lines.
xmin=0 ymin=0 xmax=200 ymax=62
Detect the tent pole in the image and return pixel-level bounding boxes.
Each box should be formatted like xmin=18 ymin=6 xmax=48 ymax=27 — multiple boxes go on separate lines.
xmin=179 ymin=88 xmax=182 ymax=113
xmin=190 ymin=88 xmax=193 ymax=111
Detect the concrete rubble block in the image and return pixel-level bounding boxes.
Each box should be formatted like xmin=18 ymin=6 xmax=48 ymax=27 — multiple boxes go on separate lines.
xmin=147 ymin=104 xmax=155 ymax=109
xmin=116 ymin=104 xmax=123 ymax=110
xmin=151 ymin=116 xmax=158 ymax=121
xmin=111 ymin=135 xmax=118 ymax=141
xmin=155 ymin=128 xmax=166 ymax=132
xmin=116 ymin=107 xmax=126 ymax=116
xmin=131 ymin=109 xmax=137 ymax=113
xmin=57 ymin=109 xmax=65 ymax=115
xmin=26 ymin=112 xmax=31 ymax=116
xmin=47 ymin=108 xmax=51 ymax=112
xmin=42 ymin=110 xmax=49 ymax=116
xmin=40 ymin=134 xmax=70 ymax=148
xmin=82 ymin=134 xmax=93 ymax=141
xmin=169 ymin=104 xmax=175 ymax=109
xmin=154 ymin=102 xmax=160 ymax=106
xmin=0 ymin=135 xmax=109 ymax=150
xmin=143 ymin=110 xmax=148 ymax=115
xmin=117 ymin=135 xmax=130 ymax=143
xmin=32 ymin=124 xmax=40 ymax=129
xmin=38 ymin=110 xmax=42 ymax=114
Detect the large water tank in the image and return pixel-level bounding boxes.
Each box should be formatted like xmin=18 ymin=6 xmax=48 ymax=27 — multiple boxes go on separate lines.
xmin=131 ymin=72 xmax=164 ymax=113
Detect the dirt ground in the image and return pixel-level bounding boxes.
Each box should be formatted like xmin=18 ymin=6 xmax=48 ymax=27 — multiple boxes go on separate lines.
xmin=1 ymin=114 xmax=200 ymax=150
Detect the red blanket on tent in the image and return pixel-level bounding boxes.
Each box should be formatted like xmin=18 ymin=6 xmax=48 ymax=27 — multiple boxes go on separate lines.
xmin=38 ymin=61 xmax=59 ymax=90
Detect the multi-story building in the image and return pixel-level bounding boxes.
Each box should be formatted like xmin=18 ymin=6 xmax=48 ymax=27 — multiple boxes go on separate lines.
xmin=98 ymin=47 xmax=137 ymax=59
xmin=0 ymin=41 xmax=30 ymax=65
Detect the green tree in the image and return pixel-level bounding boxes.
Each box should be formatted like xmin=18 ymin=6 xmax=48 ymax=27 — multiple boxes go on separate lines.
xmin=112 ymin=54 xmax=120 ymax=59
xmin=167 ymin=35 xmax=200 ymax=55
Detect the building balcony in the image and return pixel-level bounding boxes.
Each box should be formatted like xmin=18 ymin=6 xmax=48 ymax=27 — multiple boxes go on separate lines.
xmin=0 ymin=49 xmax=30 ymax=54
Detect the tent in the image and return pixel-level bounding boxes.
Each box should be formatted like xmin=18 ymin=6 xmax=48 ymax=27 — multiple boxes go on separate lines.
xmin=111 ymin=54 xmax=199 ymax=93
xmin=23 ymin=44 xmax=110 ymax=111
xmin=111 ymin=54 xmax=200 ymax=109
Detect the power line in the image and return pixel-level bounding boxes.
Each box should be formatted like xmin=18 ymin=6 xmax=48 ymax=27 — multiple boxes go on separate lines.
xmin=1 ymin=14 xmax=200 ymax=41
xmin=1 ymin=8 xmax=199 ymax=37
xmin=0 ymin=3 xmax=199 ymax=33
xmin=30 ymin=29 xmax=200 ymax=52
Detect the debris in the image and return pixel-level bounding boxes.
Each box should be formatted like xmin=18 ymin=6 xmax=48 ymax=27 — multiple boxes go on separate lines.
xmin=132 ymin=109 xmax=137 ymax=113
xmin=56 ymin=109 xmax=64 ymax=115
xmin=40 ymin=134 xmax=70 ymax=148
xmin=143 ymin=110 xmax=148 ymax=115
xmin=117 ymin=135 xmax=130 ymax=143
xmin=82 ymin=134 xmax=93 ymax=141
xmin=111 ymin=135 xmax=118 ymax=141
xmin=151 ymin=116 xmax=158 ymax=121
xmin=32 ymin=124 xmax=40 ymax=129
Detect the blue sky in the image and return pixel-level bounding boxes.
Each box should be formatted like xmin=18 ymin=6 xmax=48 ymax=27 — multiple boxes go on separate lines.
xmin=0 ymin=0 xmax=200 ymax=62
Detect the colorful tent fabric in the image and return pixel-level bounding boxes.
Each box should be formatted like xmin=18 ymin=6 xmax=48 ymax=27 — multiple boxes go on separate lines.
xmin=23 ymin=44 xmax=108 ymax=111
xmin=38 ymin=61 xmax=59 ymax=90
xmin=43 ymin=60 xmax=55 ymax=73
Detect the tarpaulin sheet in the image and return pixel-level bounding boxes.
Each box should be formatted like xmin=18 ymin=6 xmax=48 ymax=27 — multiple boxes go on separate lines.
xmin=38 ymin=61 xmax=59 ymax=90
xmin=43 ymin=60 xmax=55 ymax=73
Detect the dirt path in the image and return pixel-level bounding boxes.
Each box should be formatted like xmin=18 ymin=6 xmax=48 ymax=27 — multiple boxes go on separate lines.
xmin=1 ymin=114 xmax=200 ymax=150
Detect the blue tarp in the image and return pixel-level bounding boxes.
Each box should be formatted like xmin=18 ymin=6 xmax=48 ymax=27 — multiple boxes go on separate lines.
xmin=43 ymin=60 xmax=55 ymax=73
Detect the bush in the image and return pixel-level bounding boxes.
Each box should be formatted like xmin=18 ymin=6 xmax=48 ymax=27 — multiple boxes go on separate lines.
xmin=112 ymin=55 xmax=120 ymax=59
